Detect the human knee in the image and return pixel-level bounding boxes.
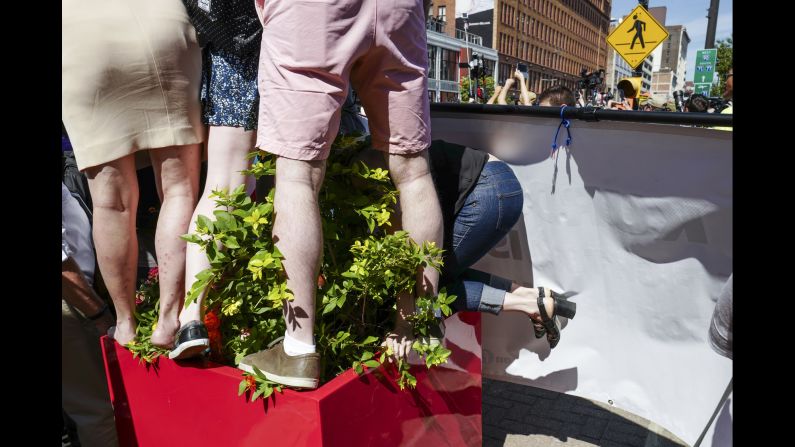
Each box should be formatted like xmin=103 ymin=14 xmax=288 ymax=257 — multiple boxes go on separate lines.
xmin=275 ymin=157 xmax=326 ymax=195
xmin=86 ymin=168 xmax=137 ymax=212
xmin=387 ymin=150 xmax=432 ymax=188
xmin=154 ymin=145 xmax=201 ymax=193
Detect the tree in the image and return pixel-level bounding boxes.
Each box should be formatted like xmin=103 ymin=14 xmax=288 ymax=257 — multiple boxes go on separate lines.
xmin=710 ymin=36 xmax=733 ymax=97
xmin=460 ymin=75 xmax=495 ymax=103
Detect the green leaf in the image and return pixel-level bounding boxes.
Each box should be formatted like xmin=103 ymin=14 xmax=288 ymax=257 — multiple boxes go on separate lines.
xmin=181 ymin=234 xmax=202 ymax=244
xmin=197 ymin=215 xmax=213 ymax=232
xmin=323 ymin=302 xmax=336 ymax=315
xmin=251 ymin=388 xmax=264 ymax=402
xmin=224 ymin=236 xmax=240 ymax=249
xmin=363 ymin=360 xmax=380 ymax=368
xmin=362 ymin=336 xmax=379 ymax=345
xmin=238 ymin=380 xmax=249 ymax=396
xmin=252 ymin=365 xmax=267 ymax=380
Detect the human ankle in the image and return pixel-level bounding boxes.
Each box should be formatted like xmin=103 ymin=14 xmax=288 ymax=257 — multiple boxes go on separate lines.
xmin=502 ymin=289 xmax=537 ymax=315
xmin=283 ymin=331 xmax=316 ymax=356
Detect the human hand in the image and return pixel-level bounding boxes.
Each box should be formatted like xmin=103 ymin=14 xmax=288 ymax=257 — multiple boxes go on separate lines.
xmin=382 ymin=321 xmax=414 ymax=362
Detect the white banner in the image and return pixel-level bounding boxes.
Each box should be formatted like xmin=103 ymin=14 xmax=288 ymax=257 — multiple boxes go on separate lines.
xmin=431 ymin=111 xmax=732 ymax=446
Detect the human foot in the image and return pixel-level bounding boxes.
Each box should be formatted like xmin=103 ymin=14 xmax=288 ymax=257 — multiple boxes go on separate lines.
xmin=109 ymin=317 xmax=137 ymax=346
xmin=504 ymin=286 xmax=576 ymax=348
xmin=237 ymin=339 xmax=320 ymax=389
xmin=150 ymin=317 xmax=180 ymax=348
xmin=168 ymin=320 xmax=210 ymax=360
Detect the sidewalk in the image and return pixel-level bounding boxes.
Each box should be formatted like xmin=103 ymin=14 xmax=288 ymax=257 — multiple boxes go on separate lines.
xmin=482 ymin=378 xmax=688 ymax=447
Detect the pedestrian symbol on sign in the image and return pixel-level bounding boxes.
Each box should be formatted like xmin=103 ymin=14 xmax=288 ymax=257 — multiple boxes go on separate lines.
xmin=628 ymin=14 xmax=646 ymax=49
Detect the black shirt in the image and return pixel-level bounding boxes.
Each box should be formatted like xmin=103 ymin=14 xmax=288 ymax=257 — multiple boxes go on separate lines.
xmin=428 ymin=139 xmax=489 ymax=253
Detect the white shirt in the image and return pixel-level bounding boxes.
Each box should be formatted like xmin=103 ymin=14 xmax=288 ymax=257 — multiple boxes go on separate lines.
xmin=62 ymin=183 xmax=95 ymax=285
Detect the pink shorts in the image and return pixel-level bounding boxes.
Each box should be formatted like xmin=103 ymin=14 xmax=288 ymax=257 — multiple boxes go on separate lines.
xmin=254 ymin=0 xmax=430 ymax=160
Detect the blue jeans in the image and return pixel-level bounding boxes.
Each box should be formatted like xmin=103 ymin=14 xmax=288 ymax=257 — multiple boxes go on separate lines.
xmin=440 ymin=161 xmax=524 ymax=315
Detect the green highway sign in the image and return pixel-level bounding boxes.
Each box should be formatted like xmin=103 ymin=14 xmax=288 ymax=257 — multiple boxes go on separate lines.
xmin=694 ymin=49 xmax=717 ymax=84
xmin=693 ymin=83 xmax=712 ymax=95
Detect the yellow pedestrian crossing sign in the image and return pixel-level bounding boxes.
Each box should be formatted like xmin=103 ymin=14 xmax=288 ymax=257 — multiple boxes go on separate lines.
xmin=606 ymin=5 xmax=669 ymax=69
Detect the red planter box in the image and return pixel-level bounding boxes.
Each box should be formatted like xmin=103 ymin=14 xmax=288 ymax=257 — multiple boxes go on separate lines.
xmin=102 ymin=312 xmax=482 ymax=446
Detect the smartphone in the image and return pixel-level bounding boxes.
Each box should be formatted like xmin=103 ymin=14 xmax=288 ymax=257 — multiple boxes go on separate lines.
xmin=517 ymin=63 xmax=528 ymax=81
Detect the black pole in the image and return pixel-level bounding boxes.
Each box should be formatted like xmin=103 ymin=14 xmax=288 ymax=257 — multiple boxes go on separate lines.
xmin=631 ymin=0 xmax=649 ymax=110
xmin=705 ymin=0 xmax=720 ymax=49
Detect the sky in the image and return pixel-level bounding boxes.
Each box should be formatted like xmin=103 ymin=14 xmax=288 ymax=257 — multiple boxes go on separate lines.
xmin=456 ymin=0 xmax=733 ymax=83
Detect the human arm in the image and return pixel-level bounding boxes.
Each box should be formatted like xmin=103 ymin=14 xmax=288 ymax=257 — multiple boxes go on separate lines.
xmin=486 ymin=85 xmax=502 ymax=104
xmin=514 ymin=70 xmax=532 ymax=105
xmin=62 ymin=256 xmax=114 ymax=335
xmin=497 ymin=78 xmax=515 ymax=105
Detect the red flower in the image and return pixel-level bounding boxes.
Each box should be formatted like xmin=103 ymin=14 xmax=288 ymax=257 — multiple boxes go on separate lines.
xmin=135 ymin=293 xmax=145 ymax=305
xmin=317 ymin=274 xmax=326 ymax=288
xmin=204 ymin=309 xmax=224 ymax=362
xmin=204 ymin=310 xmax=220 ymax=332
xmin=245 ymin=375 xmax=257 ymax=393
xmin=147 ymin=267 xmax=159 ymax=281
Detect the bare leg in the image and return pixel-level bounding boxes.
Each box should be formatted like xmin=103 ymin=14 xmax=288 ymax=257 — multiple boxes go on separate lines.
xmin=273 ymin=157 xmax=326 ymax=345
xmin=149 ymin=144 xmax=201 ymax=348
xmin=85 ymin=154 xmax=139 ymax=345
xmin=384 ymin=150 xmax=444 ymax=360
xmin=180 ymin=127 xmax=256 ymax=325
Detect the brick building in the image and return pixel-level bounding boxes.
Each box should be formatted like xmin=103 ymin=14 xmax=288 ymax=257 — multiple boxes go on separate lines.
xmin=456 ymin=1 xmax=612 ymax=95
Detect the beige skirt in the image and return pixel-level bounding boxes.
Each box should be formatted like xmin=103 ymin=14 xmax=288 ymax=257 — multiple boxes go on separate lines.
xmin=62 ymin=0 xmax=204 ymax=171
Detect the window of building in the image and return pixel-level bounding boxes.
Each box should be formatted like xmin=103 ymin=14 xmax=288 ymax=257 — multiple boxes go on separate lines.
xmin=439 ymin=47 xmax=458 ymax=81
xmin=438 ymin=6 xmax=446 ymax=22
xmin=427 ymin=46 xmax=437 ymax=79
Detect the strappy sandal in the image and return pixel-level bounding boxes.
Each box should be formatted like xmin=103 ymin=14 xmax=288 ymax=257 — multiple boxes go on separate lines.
xmin=536 ymin=287 xmax=577 ymax=349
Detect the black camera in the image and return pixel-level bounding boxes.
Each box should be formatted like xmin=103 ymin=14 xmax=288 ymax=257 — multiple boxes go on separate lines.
xmin=708 ymin=97 xmax=729 ymax=113
xmin=577 ymin=69 xmax=605 ymax=91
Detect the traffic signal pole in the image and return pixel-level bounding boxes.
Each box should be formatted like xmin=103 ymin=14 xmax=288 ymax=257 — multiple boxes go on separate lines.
xmin=705 ymin=0 xmax=720 ymax=49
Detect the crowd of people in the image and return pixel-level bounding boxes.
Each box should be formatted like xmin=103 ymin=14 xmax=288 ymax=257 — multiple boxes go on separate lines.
xmin=62 ymin=1 xmax=730 ymax=444
xmin=476 ymin=65 xmax=733 ymax=119
xmin=62 ymin=1 xmax=575 ymax=444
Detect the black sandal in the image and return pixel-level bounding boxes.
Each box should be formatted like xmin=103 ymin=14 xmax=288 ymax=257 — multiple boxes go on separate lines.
xmin=537 ymin=287 xmax=577 ymax=349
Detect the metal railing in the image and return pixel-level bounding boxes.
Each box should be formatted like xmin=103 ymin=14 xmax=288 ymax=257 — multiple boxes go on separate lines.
xmin=430 ymin=103 xmax=733 ymax=127
xmin=428 ymin=79 xmax=462 ymax=93
xmin=455 ymin=29 xmax=483 ymax=46
xmin=426 ymin=18 xmax=446 ymax=34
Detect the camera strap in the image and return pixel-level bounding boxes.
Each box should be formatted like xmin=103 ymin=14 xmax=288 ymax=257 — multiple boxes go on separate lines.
xmin=551 ymin=105 xmax=572 ymax=159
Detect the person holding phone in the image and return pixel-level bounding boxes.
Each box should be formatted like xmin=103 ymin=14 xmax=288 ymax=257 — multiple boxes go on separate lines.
xmin=516 ymin=64 xmax=535 ymax=105
xmin=496 ymin=69 xmax=535 ymax=106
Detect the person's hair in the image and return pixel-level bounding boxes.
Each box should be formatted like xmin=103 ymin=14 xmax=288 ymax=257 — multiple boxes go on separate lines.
xmin=538 ymin=85 xmax=575 ymax=106
xmin=686 ymin=94 xmax=709 ymax=113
